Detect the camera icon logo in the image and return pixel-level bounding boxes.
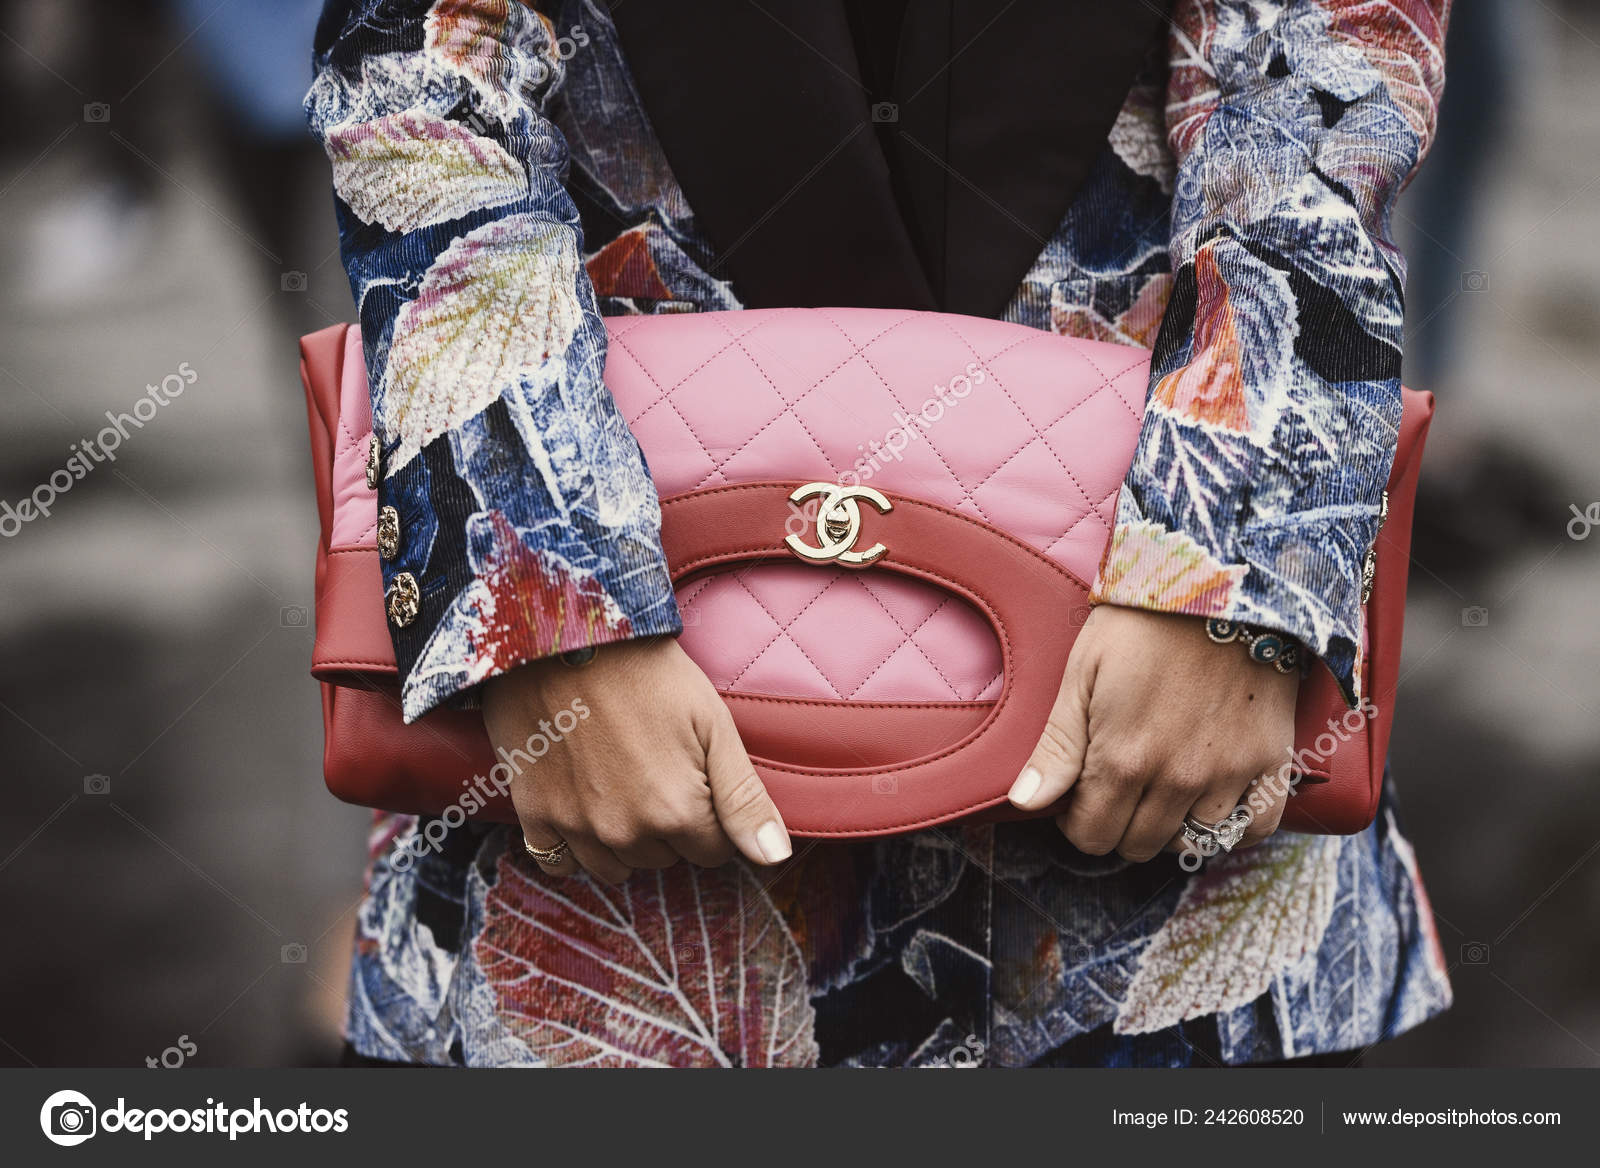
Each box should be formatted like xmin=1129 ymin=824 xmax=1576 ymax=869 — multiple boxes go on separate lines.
xmin=280 ymin=270 xmax=308 ymax=293
xmin=84 ymin=773 xmax=111 ymax=796
xmin=280 ymin=605 xmax=309 ymax=628
xmin=40 ymin=1089 xmax=97 ymax=1146
xmin=1461 ymin=941 xmax=1491 ymax=965
xmin=281 ymin=942 xmax=308 ymax=964
xmin=871 ymin=102 xmax=899 ymax=123
xmin=870 ymin=774 xmax=898 ymax=795
xmin=83 ymin=102 xmax=111 ymax=123
xmin=1461 ymin=605 xmax=1490 ymax=627
xmin=675 ymin=943 xmax=703 ymax=965
xmin=1460 ymin=270 xmax=1490 ymax=293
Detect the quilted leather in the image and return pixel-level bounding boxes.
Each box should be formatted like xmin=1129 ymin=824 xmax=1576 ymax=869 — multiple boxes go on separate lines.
xmin=613 ymin=310 xmax=1143 ymax=702
xmin=330 ymin=326 xmax=378 ymax=549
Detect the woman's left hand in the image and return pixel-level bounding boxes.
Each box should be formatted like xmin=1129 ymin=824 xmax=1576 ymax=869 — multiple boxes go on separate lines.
xmin=1007 ymin=604 xmax=1299 ymax=861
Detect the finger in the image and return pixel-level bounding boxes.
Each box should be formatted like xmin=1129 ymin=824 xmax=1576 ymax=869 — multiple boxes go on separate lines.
xmin=703 ymin=706 xmax=791 ymax=866
xmin=1009 ymin=662 xmax=1091 ymax=812
xmin=653 ymin=765 xmax=738 ymax=867
xmin=1162 ymin=781 xmax=1257 ymax=857
xmin=613 ymin=838 xmax=682 ymax=870
xmin=1055 ymin=758 xmax=1143 ymax=856
xmin=566 ymin=833 xmax=634 ymax=885
xmin=1235 ymin=775 xmax=1286 ymax=848
xmin=1117 ymin=780 xmax=1200 ymax=863
xmin=666 ymin=813 xmax=738 ymax=869
xmin=508 ymin=777 xmax=582 ymax=877
xmin=518 ymin=820 xmax=581 ymax=878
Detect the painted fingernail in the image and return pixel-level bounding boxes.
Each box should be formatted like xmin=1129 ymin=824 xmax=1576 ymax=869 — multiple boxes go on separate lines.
xmin=756 ymin=821 xmax=792 ymax=865
xmin=1009 ymin=766 xmax=1043 ymax=807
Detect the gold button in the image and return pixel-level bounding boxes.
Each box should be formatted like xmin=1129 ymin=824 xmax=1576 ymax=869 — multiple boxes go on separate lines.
xmin=365 ymin=434 xmax=380 ymax=490
xmin=376 ymin=505 xmax=401 ymax=560
xmin=386 ymin=572 xmax=420 ymax=627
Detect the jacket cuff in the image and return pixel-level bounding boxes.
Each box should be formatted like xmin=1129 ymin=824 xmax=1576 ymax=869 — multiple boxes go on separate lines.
xmin=1089 ymin=509 xmax=1363 ymax=707
xmin=394 ymin=506 xmax=681 ymax=722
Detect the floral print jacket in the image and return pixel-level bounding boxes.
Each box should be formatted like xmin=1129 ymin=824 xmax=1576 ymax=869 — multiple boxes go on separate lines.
xmin=307 ymin=0 xmax=1454 ymax=1066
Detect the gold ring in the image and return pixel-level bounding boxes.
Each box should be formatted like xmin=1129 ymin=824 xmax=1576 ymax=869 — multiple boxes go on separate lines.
xmin=523 ymin=837 xmax=570 ymax=866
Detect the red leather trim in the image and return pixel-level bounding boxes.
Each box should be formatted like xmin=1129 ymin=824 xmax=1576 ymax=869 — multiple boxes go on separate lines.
xmin=322 ymin=682 xmax=506 ymax=817
xmin=299 ymin=325 xmax=347 ymax=622
xmin=721 ymin=693 xmax=994 ymax=769
xmin=657 ymin=482 xmax=1081 ymax=834
xmin=312 ymin=545 xmax=398 ymax=683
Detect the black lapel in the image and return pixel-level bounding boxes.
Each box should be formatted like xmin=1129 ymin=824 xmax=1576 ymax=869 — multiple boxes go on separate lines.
xmin=605 ymin=0 xmax=938 ymax=310
xmin=892 ymin=0 xmax=1175 ymax=318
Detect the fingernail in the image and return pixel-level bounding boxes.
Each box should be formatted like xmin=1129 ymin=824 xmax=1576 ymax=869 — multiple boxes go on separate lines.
xmin=756 ymin=821 xmax=792 ymax=865
xmin=1008 ymin=766 xmax=1043 ymax=807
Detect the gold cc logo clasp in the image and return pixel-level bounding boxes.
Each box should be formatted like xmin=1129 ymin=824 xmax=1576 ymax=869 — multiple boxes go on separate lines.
xmin=784 ymin=482 xmax=893 ymax=566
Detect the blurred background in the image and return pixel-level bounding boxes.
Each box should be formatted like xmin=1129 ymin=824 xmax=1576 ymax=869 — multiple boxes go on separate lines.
xmin=0 ymin=0 xmax=1595 ymax=1067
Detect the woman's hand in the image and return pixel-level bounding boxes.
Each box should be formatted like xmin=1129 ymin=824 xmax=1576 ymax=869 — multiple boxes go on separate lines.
xmin=482 ymin=638 xmax=792 ymax=883
xmin=1008 ymin=605 xmax=1299 ymax=861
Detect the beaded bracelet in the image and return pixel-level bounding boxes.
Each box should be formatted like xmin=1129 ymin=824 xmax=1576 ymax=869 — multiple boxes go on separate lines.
xmin=1204 ymin=618 xmax=1300 ymax=674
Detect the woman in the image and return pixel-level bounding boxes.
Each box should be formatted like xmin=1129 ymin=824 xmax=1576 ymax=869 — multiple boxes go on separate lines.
xmin=307 ymin=0 xmax=1453 ymax=1067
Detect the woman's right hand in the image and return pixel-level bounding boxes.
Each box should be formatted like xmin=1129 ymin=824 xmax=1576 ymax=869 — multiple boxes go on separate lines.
xmin=482 ymin=638 xmax=792 ymax=883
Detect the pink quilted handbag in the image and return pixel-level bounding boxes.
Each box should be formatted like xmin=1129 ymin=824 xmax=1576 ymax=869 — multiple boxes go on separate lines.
xmin=301 ymin=308 xmax=1433 ymax=837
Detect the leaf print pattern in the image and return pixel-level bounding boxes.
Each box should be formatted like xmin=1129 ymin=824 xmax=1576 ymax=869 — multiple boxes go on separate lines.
xmin=1106 ymin=82 xmax=1175 ymax=193
xmin=763 ymin=844 xmax=875 ymax=995
xmin=456 ymin=510 xmax=631 ymax=675
xmin=1319 ymin=0 xmax=1448 ymax=151
xmin=586 ymin=225 xmax=675 ymax=303
xmin=381 ymin=213 xmax=584 ymax=473
xmin=425 ymin=0 xmax=564 ymax=117
xmin=1148 ymin=240 xmax=1295 ymax=438
xmin=327 ymin=109 xmax=528 ymax=233
xmin=475 ymin=855 xmax=819 ymax=1067
xmin=586 ymin=220 xmax=742 ymax=316
xmin=1051 ymin=272 xmax=1173 ymax=349
xmin=316 ymin=0 xmax=1453 ymax=1067
xmin=1114 ymin=835 xmax=1342 ymax=1035
xmin=1092 ymin=520 xmax=1246 ymax=613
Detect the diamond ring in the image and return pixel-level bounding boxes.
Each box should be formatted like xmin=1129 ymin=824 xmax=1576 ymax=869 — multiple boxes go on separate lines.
xmin=1181 ymin=810 xmax=1252 ymax=856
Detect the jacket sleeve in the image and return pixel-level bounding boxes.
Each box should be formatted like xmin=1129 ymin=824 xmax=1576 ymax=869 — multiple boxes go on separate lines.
xmin=1088 ymin=0 xmax=1449 ymax=704
xmin=306 ymin=0 xmax=680 ymax=722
